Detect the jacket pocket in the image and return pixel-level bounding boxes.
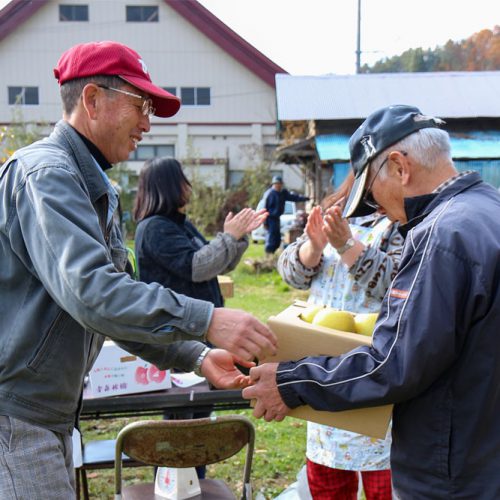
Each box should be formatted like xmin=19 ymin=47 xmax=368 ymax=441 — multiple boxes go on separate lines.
xmin=27 ymin=310 xmax=72 ymax=373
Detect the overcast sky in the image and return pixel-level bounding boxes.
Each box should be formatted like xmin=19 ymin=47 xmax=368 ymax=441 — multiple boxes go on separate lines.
xmin=198 ymin=0 xmax=499 ymax=74
xmin=1 ymin=0 xmax=498 ymax=75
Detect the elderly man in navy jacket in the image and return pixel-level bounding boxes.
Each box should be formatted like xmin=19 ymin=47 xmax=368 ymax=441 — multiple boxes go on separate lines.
xmin=263 ymin=175 xmax=309 ymax=254
xmin=244 ymin=105 xmax=500 ymax=499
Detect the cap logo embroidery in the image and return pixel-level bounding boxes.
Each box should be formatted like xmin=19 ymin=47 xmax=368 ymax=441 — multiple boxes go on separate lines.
xmin=413 ymin=113 xmax=445 ymax=125
xmin=138 ymin=58 xmax=149 ymax=75
xmin=360 ymin=135 xmax=376 ymax=159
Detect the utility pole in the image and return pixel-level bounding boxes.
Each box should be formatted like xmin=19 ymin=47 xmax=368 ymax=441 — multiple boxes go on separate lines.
xmin=355 ymin=0 xmax=361 ymax=73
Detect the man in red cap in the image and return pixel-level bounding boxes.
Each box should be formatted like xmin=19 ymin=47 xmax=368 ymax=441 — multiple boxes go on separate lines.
xmin=0 ymin=41 xmax=276 ymax=498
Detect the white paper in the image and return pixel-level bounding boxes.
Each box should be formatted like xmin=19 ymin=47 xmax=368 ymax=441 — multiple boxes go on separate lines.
xmin=170 ymin=372 xmax=205 ymax=388
xmin=72 ymin=428 xmax=83 ymax=468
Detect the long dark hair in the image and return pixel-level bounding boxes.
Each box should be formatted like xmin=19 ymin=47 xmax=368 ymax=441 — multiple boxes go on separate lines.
xmin=321 ymin=170 xmax=355 ymax=211
xmin=133 ymin=157 xmax=192 ymax=221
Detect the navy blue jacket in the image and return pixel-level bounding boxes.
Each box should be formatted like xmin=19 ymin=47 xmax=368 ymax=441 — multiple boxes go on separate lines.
xmin=263 ymin=187 xmax=308 ymax=219
xmin=277 ymin=172 xmax=500 ymax=498
xmin=135 ymin=214 xmax=224 ymax=306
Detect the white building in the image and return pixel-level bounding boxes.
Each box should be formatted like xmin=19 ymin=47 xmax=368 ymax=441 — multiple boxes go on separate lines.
xmin=0 ymin=0 xmax=303 ymax=189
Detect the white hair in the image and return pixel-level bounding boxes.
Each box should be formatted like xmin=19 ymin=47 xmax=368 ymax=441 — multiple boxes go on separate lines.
xmin=372 ymin=128 xmax=452 ymax=180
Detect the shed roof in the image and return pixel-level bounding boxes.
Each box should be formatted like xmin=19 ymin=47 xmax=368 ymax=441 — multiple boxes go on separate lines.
xmin=315 ymin=131 xmax=500 ymax=162
xmin=276 ymin=72 xmax=500 ymax=120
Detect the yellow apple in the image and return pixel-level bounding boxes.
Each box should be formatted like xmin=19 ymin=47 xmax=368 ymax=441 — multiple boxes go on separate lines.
xmin=312 ymin=308 xmax=356 ymax=332
xmin=354 ymin=312 xmax=379 ymax=336
xmin=300 ymin=305 xmax=324 ymax=323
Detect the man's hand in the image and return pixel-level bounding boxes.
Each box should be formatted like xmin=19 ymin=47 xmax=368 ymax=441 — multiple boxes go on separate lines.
xmin=242 ymin=363 xmax=291 ymax=422
xmin=206 ymin=308 xmax=277 ymax=361
xmin=200 ymin=349 xmax=254 ymax=389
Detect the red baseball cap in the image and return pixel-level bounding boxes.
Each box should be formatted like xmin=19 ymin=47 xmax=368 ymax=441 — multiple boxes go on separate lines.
xmin=54 ymin=41 xmax=180 ymax=118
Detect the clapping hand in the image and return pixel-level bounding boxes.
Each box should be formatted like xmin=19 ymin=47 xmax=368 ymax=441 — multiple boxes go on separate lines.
xmin=224 ymin=208 xmax=268 ymax=240
xmin=305 ymin=206 xmax=328 ymax=253
xmin=322 ymin=205 xmax=352 ymax=248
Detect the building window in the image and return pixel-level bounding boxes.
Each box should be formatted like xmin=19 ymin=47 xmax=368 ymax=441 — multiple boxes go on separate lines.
xmin=162 ymin=87 xmax=177 ymax=96
xmin=59 ymin=4 xmax=89 ymax=21
xmin=181 ymin=87 xmax=211 ymax=106
xmin=8 ymin=86 xmax=39 ymax=105
xmin=126 ymin=5 xmax=159 ymax=22
xmin=128 ymin=144 xmax=175 ymax=161
xmin=228 ymin=170 xmax=245 ymax=187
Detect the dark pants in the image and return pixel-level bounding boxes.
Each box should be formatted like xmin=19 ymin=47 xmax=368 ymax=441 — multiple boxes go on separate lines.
xmin=265 ymin=217 xmax=281 ymax=253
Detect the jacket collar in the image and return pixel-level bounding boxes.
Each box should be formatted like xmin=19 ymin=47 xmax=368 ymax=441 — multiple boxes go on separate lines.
xmin=400 ymin=171 xmax=482 ymax=236
xmin=166 ymin=211 xmax=186 ymax=225
xmin=74 ymin=130 xmax=113 ymax=171
xmin=51 ymin=120 xmax=108 ymax=204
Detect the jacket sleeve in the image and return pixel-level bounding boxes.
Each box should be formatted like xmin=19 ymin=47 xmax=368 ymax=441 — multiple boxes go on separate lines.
xmin=349 ymin=223 xmax=404 ymax=301
xmin=276 ymin=226 xmax=477 ymax=412
xmin=221 ymin=235 xmax=249 ymax=273
xmin=284 ymin=189 xmax=309 ymax=203
xmin=16 ymin=164 xmax=213 ymax=345
xmin=116 ymin=339 xmax=206 ymax=372
xmin=277 ymin=235 xmax=322 ymax=290
xmin=191 ymin=233 xmax=248 ymax=282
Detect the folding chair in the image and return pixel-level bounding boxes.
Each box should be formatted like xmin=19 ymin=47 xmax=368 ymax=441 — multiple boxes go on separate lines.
xmin=75 ymin=438 xmax=145 ymax=500
xmin=114 ymin=415 xmax=255 ymax=500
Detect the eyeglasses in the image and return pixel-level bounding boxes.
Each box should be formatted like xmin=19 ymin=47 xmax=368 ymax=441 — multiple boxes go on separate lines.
xmin=97 ymin=84 xmax=156 ymax=117
xmin=363 ymin=151 xmax=407 ymax=210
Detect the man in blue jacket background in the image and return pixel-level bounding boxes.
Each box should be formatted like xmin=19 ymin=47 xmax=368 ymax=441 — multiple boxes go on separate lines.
xmin=263 ymin=175 xmax=309 ymax=254
xmin=244 ymin=105 xmax=500 ymax=499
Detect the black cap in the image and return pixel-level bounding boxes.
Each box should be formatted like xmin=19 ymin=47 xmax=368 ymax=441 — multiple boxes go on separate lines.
xmin=343 ymin=104 xmax=445 ymax=218
xmin=272 ymin=175 xmax=283 ymax=184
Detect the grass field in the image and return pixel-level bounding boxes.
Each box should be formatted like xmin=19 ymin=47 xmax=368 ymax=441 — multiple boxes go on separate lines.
xmin=81 ymin=242 xmax=310 ymax=499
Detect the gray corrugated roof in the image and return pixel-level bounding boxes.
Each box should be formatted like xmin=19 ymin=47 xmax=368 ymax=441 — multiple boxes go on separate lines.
xmin=276 ymin=72 xmax=500 ymax=120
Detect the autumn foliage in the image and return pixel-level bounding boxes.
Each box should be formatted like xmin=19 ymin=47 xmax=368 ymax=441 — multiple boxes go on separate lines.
xmin=361 ymin=26 xmax=500 ymax=73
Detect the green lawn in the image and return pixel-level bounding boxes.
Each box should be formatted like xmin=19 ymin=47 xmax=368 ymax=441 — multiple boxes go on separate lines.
xmin=81 ymin=242 xmax=309 ymax=499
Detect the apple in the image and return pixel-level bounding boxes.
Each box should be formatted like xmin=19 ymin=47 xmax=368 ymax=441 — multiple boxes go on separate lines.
xmin=354 ymin=313 xmax=379 ymax=336
xmin=134 ymin=366 xmax=149 ymax=385
xmin=148 ymin=365 xmax=167 ymax=384
xmin=312 ymin=308 xmax=356 ymax=332
xmin=300 ymin=305 xmax=324 ymax=323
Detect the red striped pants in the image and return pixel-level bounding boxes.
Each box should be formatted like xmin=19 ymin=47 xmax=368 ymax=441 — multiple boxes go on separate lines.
xmin=306 ymin=458 xmax=392 ymax=500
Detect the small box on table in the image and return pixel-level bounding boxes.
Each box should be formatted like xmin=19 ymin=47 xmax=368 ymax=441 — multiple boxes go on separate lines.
xmin=85 ymin=340 xmax=171 ymax=398
xmin=262 ymin=301 xmax=392 ymax=439
xmin=217 ymin=275 xmax=234 ymax=299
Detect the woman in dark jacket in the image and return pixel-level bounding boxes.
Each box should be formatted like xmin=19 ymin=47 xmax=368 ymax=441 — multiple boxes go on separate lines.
xmin=133 ymin=157 xmax=266 ymax=478
xmin=133 ymin=157 xmax=266 ymax=306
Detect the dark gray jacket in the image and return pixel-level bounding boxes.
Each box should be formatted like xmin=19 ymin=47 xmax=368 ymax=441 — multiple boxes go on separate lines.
xmin=0 ymin=121 xmax=212 ymax=434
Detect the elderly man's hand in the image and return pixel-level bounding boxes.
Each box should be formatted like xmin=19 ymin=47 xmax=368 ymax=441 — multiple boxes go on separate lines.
xmin=200 ymin=349 xmax=254 ymax=389
xmin=242 ymin=363 xmax=291 ymax=422
xmin=206 ymin=308 xmax=277 ymax=361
